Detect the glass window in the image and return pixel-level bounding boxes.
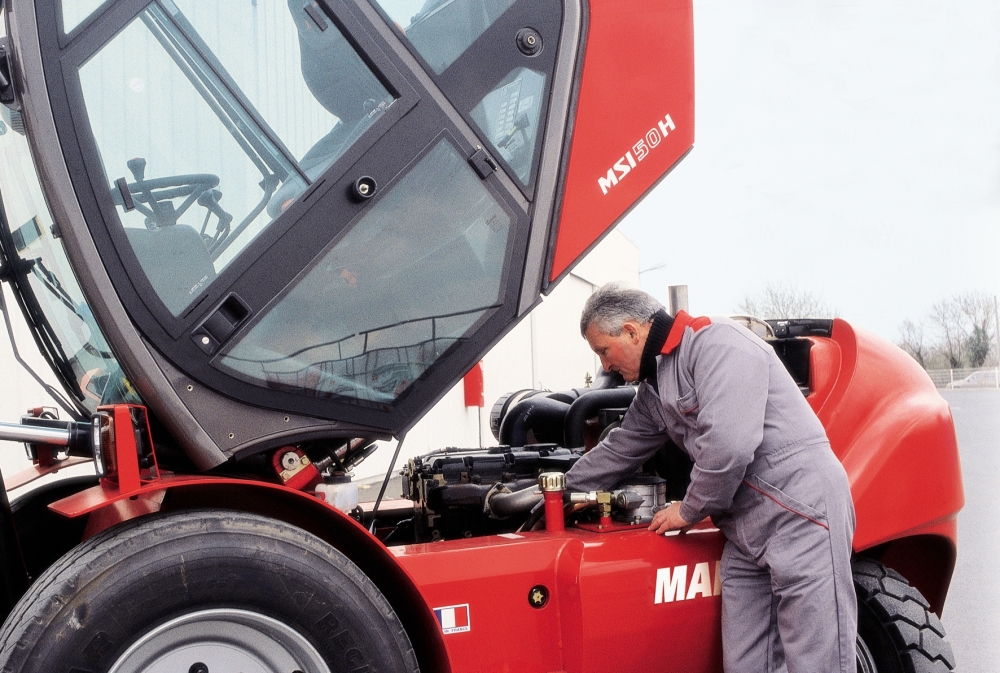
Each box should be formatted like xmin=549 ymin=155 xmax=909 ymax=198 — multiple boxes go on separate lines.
xmin=62 ymin=0 xmax=108 ymax=34
xmin=219 ymin=139 xmax=513 ymax=405
xmin=0 ymin=107 xmax=134 ymax=411
xmin=469 ymin=68 xmax=544 ymax=184
xmin=78 ymin=1 xmax=394 ymax=315
xmin=372 ymin=0 xmax=517 ymax=74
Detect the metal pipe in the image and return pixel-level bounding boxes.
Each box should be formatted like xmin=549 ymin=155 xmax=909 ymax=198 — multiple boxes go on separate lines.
xmin=668 ymin=285 xmax=689 ymax=314
xmin=0 ymin=421 xmax=70 ymax=446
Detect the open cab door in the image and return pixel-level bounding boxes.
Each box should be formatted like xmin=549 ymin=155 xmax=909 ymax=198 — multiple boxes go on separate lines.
xmin=2 ymin=0 xmax=693 ymax=467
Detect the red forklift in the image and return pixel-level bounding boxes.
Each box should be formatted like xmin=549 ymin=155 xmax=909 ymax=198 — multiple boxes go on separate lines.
xmin=0 ymin=0 xmax=962 ymax=671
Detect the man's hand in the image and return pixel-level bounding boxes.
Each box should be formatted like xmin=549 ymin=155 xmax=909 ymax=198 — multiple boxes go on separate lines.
xmin=648 ymin=501 xmax=695 ymax=535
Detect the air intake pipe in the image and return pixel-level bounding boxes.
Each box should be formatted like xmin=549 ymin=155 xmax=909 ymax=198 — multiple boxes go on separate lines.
xmin=563 ymin=387 xmax=636 ymax=449
xmin=497 ymin=395 xmax=571 ymax=447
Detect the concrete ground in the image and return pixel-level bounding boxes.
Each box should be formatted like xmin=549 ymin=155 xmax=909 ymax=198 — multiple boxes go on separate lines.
xmin=940 ymin=389 xmax=1000 ymax=673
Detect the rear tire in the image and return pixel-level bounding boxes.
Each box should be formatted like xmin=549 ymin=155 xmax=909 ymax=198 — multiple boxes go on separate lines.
xmin=0 ymin=509 xmax=419 ymax=673
xmin=853 ymin=558 xmax=956 ymax=673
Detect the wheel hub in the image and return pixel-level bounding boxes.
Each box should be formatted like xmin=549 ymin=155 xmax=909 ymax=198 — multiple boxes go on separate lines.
xmin=856 ymin=634 xmax=878 ymax=673
xmin=107 ymin=608 xmax=331 ymax=673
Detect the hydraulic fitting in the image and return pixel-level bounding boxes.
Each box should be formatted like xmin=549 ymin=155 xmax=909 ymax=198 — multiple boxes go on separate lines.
xmin=538 ymin=471 xmax=566 ymax=533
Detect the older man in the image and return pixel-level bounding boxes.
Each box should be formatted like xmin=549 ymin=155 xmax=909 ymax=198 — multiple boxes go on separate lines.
xmin=565 ymin=284 xmax=856 ymax=673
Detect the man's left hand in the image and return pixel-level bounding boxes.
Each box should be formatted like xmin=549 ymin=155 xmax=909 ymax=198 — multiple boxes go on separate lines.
xmin=648 ymin=500 xmax=695 ymax=535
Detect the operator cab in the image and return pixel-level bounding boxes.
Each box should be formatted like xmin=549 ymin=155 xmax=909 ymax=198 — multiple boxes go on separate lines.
xmin=0 ymin=0 xmax=694 ymax=466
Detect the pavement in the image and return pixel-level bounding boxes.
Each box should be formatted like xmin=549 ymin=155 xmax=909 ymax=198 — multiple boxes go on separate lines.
xmin=939 ymin=389 xmax=1000 ymax=672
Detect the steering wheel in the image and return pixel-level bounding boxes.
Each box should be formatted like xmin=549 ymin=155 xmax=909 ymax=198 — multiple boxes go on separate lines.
xmin=118 ymin=158 xmax=221 ymax=230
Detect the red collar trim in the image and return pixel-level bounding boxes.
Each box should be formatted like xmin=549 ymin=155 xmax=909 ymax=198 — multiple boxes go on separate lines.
xmin=660 ymin=310 xmax=711 ymax=355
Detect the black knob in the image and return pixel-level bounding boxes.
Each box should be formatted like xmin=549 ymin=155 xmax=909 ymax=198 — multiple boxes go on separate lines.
xmin=516 ymin=28 xmax=542 ymax=56
xmin=350 ymin=176 xmax=377 ymax=201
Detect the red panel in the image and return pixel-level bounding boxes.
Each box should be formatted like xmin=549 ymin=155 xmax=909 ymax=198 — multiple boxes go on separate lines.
xmin=394 ymin=526 xmax=724 ymax=673
xmin=463 ymin=362 xmax=484 ymax=407
xmin=549 ymin=0 xmax=694 ymax=283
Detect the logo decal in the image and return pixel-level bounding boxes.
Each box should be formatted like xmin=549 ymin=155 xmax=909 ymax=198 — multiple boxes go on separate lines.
xmin=433 ymin=604 xmax=471 ymax=634
xmin=654 ymin=561 xmax=722 ymax=604
xmin=598 ymin=113 xmax=677 ymax=195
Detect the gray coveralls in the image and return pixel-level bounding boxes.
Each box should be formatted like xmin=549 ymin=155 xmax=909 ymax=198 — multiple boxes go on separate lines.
xmin=566 ymin=313 xmax=857 ymax=673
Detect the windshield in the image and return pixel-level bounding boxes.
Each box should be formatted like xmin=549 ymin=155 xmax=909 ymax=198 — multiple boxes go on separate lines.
xmin=78 ymin=0 xmax=395 ymax=316
xmin=372 ymin=0 xmax=517 ymax=74
xmin=219 ymin=138 xmax=513 ymax=406
xmin=0 ymin=98 xmax=135 ymax=414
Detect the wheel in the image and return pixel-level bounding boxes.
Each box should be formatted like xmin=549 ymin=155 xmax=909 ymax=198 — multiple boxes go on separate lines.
xmin=0 ymin=510 xmax=419 ymax=673
xmin=853 ymin=558 xmax=956 ymax=673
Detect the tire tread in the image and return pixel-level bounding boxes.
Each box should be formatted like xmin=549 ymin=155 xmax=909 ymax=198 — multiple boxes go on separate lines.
xmin=853 ymin=558 xmax=956 ymax=673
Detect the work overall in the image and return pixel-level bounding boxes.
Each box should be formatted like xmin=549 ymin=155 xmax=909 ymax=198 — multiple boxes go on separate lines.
xmin=567 ymin=311 xmax=857 ymax=673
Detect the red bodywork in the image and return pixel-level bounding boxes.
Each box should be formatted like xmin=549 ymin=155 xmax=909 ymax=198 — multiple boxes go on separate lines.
xmin=548 ymin=0 xmax=695 ymax=285
xmin=48 ymin=320 xmax=963 ymax=672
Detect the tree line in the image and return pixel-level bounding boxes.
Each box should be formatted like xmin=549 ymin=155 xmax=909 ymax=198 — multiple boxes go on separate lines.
xmin=734 ymin=284 xmax=998 ymax=372
xmin=897 ymin=291 xmax=998 ymax=370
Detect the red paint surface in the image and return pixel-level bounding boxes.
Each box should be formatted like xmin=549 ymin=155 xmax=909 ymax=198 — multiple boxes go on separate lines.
xmin=550 ymin=0 xmax=695 ymax=282
xmin=543 ymin=489 xmax=565 ymax=532
xmin=806 ymin=320 xmax=963 ymax=553
xmin=393 ymin=527 xmax=725 ymax=673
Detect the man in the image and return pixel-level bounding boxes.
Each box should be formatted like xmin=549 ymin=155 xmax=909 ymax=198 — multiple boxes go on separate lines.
xmin=565 ymin=284 xmax=856 ymax=673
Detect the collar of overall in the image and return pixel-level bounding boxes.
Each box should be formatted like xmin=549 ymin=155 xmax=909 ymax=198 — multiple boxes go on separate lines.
xmin=638 ymin=309 xmax=673 ymax=386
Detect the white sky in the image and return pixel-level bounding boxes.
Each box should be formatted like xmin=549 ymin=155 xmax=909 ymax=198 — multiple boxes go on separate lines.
xmin=619 ymin=0 xmax=1000 ymax=342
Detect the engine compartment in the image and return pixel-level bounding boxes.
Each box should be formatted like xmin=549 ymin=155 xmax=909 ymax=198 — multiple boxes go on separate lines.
xmin=371 ymin=322 xmax=829 ymax=545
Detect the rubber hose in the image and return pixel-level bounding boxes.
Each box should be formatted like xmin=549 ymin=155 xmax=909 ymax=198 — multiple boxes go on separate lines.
xmin=563 ymin=387 xmax=637 ymax=448
xmin=498 ymin=396 xmax=571 ymax=447
xmin=487 ymin=485 xmax=543 ymax=519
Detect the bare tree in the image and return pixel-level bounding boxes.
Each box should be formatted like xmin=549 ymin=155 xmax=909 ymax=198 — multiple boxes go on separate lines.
xmin=928 ymin=298 xmax=966 ymax=368
xmin=903 ymin=291 xmax=997 ymax=369
xmin=896 ymin=319 xmax=928 ymax=368
xmin=736 ymin=282 xmax=835 ymax=320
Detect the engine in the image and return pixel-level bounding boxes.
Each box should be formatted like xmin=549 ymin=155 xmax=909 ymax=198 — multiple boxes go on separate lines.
xmin=385 ymin=384 xmax=694 ymax=544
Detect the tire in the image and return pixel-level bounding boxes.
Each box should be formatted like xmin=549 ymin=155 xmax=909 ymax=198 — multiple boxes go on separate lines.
xmin=0 ymin=509 xmax=419 ymax=673
xmin=854 ymin=558 xmax=956 ymax=673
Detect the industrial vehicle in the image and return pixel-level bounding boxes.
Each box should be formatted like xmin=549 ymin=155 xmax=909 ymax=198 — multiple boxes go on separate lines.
xmin=0 ymin=0 xmax=962 ymax=671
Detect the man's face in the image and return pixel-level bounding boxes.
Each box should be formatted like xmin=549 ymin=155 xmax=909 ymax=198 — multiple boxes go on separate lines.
xmin=585 ymin=321 xmax=646 ymax=383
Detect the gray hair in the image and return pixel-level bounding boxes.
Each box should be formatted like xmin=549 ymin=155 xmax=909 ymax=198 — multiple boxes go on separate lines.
xmin=579 ymin=283 xmax=664 ymax=337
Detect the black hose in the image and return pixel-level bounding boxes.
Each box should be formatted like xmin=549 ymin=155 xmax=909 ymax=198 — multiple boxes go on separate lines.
xmin=498 ymin=396 xmax=571 ymax=447
xmin=487 ymin=485 xmax=543 ymax=519
xmin=563 ymin=387 xmax=637 ymax=448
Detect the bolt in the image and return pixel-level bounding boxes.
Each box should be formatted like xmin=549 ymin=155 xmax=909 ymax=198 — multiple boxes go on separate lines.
xmin=281 ymin=451 xmax=300 ymax=470
xmin=284 ymin=416 xmax=290 ymax=422
xmin=526 ymin=34 xmax=536 ymax=45
xmin=201 ymin=336 xmax=210 ymax=345
xmin=186 ymin=384 xmax=193 ymax=392
xmin=358 ymin=183 xmax=369 ymax=195
xmin=228 ymin=432 xmax=235 ymax=439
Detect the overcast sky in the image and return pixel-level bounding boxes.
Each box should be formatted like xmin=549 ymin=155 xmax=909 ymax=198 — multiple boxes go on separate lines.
xmin=619 ymin=0 xmax=1000 ymax=342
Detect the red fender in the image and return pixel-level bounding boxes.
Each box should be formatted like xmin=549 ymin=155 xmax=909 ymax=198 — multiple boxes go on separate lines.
xmin=809 ymin=319 xmax=963 ymax=612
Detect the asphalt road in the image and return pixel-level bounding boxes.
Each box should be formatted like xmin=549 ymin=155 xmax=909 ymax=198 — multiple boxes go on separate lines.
xmin=939 ymin=389 xmax=1000 ymax=673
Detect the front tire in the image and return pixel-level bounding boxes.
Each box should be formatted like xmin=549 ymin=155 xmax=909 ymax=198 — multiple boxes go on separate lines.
xmin=0 ymin=510 xmax=419 ymax=673
xmin=854 ymin=558 xmax=956 ymax=673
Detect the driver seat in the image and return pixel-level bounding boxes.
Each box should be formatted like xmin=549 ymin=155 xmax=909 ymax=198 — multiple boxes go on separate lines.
xmin=125 ymin=224 xmax=217 ymax=315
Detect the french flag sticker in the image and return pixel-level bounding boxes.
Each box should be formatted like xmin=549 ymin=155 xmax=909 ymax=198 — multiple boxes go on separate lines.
xmin=433 ymin=604 xmax=471 ymax=634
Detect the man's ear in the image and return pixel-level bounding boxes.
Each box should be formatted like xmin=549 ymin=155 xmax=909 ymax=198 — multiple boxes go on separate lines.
xmin=622 ymin=321 xmax=639 ymax=342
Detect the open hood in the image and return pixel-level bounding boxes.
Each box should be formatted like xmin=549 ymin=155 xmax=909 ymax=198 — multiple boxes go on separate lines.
xmin=1 ymin=0 xmax=692 ymax=467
